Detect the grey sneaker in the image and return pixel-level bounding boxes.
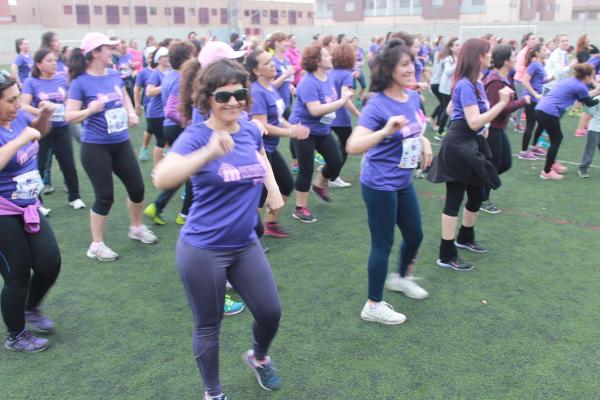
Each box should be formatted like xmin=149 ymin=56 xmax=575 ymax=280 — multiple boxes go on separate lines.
xmin=480 ymin=200 xmax=501 ymax=214
xmin=4 ymin=329 xmax=48 ymax=353
xmin=25 ymin=308 xmax=54 ymax=333
xmin=242 ymin=350 xmax=282 ymax=391
xmin=455 ymin=240 xmax=488 ymax=253
xmin=436 ymin=257 xmax=474 ymax=271
xmin=578 ymin=169 xmax=590 ymax=178
xmin=128 ymin=225 xmax=158 ymax=244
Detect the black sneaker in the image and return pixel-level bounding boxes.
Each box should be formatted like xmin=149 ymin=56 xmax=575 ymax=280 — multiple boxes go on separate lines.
xmin=436 ymin=257 xmax=474 ymax=271
xmin=455 ymin=240 xmax=488 ymax=253
xmin=480 ymin=200 xmax=501 ymax=214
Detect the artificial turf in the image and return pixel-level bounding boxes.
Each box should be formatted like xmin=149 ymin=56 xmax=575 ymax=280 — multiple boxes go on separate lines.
xmin=0 ymin=91 xmax=599 ymax=400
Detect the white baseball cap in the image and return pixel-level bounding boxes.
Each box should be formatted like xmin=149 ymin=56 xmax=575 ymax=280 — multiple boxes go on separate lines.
xmin=81 ymin=32 xmax=120 ymax=55
xmin=198 ymin=41 xmax=247 ymax=67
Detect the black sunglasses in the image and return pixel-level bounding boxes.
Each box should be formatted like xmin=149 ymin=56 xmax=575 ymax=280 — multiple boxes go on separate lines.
xmin=211 ymin=88 xmax=248 ymax=104
xmin=0 ymin=70 xmax=12 ymax=85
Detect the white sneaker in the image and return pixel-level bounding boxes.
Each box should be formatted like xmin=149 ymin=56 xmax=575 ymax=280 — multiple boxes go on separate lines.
xmin=38 ymin=206 xmax=52 ymax=216
xmin=384 ymin=272 xmax=429 ymax=299
xmin=86 ymin=242 xmax=119 ymax=262
xmin=328 ymin=177 xmax=351 ymax=188
xmin=226 ymin=280 xmax=233 ymax=290
xmin=68 ymin=199 xmax=86 ymax=209
xmin=360 ymin=301 xmax=406 ymax=325
xmin=128 ymin=225 xmax=158 ymax=244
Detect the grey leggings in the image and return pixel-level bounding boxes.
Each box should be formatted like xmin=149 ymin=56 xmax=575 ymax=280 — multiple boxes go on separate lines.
xmin=176 ymin=239 xmax=281 ymax=397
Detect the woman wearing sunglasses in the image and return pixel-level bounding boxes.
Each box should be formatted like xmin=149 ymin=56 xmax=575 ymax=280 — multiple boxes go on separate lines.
xmin=289 ymin=44 xmax=354 ymax=223
xmin=154 ymin=59 xmax=284 ymax=400
xmin=65 ymin=33 xmax=157 ymax=262
xmin=245 ymin=49 xmax=310 ymax=238
xmin=0 ymin=71 xmax=61 ymax=352
xmin=21 ymin=48 xmax=85 ymax=210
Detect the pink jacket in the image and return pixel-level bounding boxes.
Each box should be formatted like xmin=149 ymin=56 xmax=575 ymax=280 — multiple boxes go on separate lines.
xmin=285 ymin=47 xmax=302 ymax=86
xmin=0 ymin=196 xmax=40 ymax=233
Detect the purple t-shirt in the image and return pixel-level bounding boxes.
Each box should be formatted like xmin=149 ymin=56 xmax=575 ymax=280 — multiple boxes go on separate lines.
xmin=56 ymin=60 xmax=69 ymax=80
xmin=536 ymin=77 xmax=590 ymax=117
xmin=451 ymin=78 xmax=489 ymax=121
xmin=273 ymin=55 xmax=293 ymax=108
xmin=522 ymin=61 xmax=545 ymax=102
xmin=415 ymin=59 xmax=424 ymax=82
xmin=192 ymin=108 xmax=206 ymax=126
xmin=22 ymin=76 xmax=69 ymax=128
xmin=250 ymin=81 xmax=285 ymax=153
xmin=161 ymin=70 xmax=180 ymax=126
xmin=135 ymin=67 xmax=152 ymax=108
xmin=171 ymin=120 xmax=266 ymax=250
xmin=357 ymin=91 xmax=426 ymax=191
xmin=289 ymin=72 xmax=338 ymax=136
xmin=368 ymin=44 xmax=381 ymax=55
xmin=146 ymin=68 xmax=168 ymax=118
xmin=329 ymin=69 xmax=354 ymax=127
xmin=588 ymin=57 xmax=600 ymax=75
xmin=0 ymin=110 xmax=41 ymax=206
xmin=115 ymin=53 xmax=134 ymax=80
xmin=68 ymin=69 xmax=129 ymax=144
xmin=14 ymin=54 xmax=33 ymax=83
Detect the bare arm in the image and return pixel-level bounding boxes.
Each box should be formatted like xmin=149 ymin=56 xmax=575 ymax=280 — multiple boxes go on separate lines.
xmin=521 ymin=72 xmax=542 ymax=100
xmin=133 ymin=84 xmax=143 ymax=111
xmin=19 ymin=93 xmax=41 ymax=116
xmin=0 ymin=128 xmax=40 ymax=170
xmin=145 ymin=84 xmax=161 ymax=97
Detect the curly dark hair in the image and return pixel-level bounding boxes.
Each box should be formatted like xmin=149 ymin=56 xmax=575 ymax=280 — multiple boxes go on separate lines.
xmin=169 ymin=41 xmax=195 ymax=70
xmin=370 ymin=39 xmax=414 ymax=92
xmin=332 ymin=44 xmax=356 ymax=70
xmin=301 ymin=44 xmax=323 ymax=72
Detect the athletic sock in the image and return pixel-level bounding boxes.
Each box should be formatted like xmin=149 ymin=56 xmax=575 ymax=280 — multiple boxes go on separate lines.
xmin=457 ymin=225 xmax=475 ymax=244
xmin=439 ymin=238 xmax=457 ymax=262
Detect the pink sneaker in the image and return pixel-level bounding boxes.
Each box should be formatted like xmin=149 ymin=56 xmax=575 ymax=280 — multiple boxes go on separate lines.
xmin=518 ymin=151 xmax=538 ymax=160
xmin=552 ymin=162 xmax=568 ymax=174
xmin=540 ymin=169 xmax=564 ymax=180
xmin=575 ymin=129 xmax=587 ymax=137
xmin=529 ymin=146 xmax=547 ymax=156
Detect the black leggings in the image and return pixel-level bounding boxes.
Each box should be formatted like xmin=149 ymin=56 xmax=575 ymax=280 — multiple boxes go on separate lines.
xmin=430 ymin=84 xmax=444 ymax=123
xmin=331 ymin=125 xmax=352 ymax=179
xmin=259 ymin=150 xmax=294 ymax=207
xmin=438 ymin=93 xmax=451 ymax=134
xmin=522 ymin=102 xmax=539 ymax=151
xmin=443 ymin=182 xmax=485 ymax=217
xmin=37 ymin=125 xmax=80 ymax=202
xmin=0 ymin=214 xmax=61 ymax=336
xmin=484 ymin=127 xmax=512 ymax=201
xmin=155 ymin=125 xmax=193 ymax=215
xmin=80 ymin=140 xmax=145 ymax=216
xmin=535 ymin=110 xmax=563 ymax=173
xmin=146 ymin=117 xmax=166 ymax=148
xmin=294 ymin=133 xmax=342 ymax=192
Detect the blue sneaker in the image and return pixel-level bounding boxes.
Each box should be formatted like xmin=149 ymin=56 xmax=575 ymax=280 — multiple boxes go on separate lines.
xmin=224 ymin=295 xmax=244 ymax=316
xmin=138 ymin=147 xmax=149 ymax=161
xmin=25 ymin=308 xmax=55 ymax=333
xmin=4 ymin=329 xmax=48 ymax=353
xmin=242 ymin=350 xmax=282 ymax=391
xmin=314 ymin=153 xmax=326 ymax=165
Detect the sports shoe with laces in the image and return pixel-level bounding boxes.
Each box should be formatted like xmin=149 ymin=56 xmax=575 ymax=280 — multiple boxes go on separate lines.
xmin=311 ymin=184 xmax=331 ymax=202
xmin=518 ymin=150 xmax=538 ymax=160
xmin=360 ymin=301 xmax=406 ymax=325
xmin=292 ymin=207 xmax=317 ymax=223
xmin=42 ymin=184 xmax=54 ymax=195
xmin=264 ymin=222 xmax=289 ymax=238
xmin=144 ymin=203 xmax=166 ymax=225
xmin=479 ymin=200 xmax=501 ymax=214
xmin=138 ymin=147 xmax=149 ymax=161
xmin=69 ymin=198 xmax=86 ymax=210
xmin=204 ymin=393 xmax=228 ymax=400
xmin=242 ymin=350 xmax=282 ymax=391
xmin=540 ymin=169 xmax=564 ymax=180
xmin=87 ymin=242 xmax=119 ymax=261
xmin=38 ymin=206 xmax=52 ymax=217
xmin=314 ymin=153 xmax=326 ymax=165
xmin=224 ymin=295 xmax=244 ymax=316
xmin=455 ymin=240 xmax=488 ymax=253
xmin=128 ymin=225 xmax=158 ymax=244
xmin=25 ymin=308 xmax=54 ymax=333
xmin=436 ymin=257 xmax=474 ymax=271
xmin=575 ymin=128 xmax=587 ymax=137
xmin=529 ymin=146 xmax=546 ymax=156
xmin=384 ymin=273 xmax=429 ymax=299
xmin=329 ymin=177 xmax=351 ymax=188
xmin=578 ymin=169 xmax=590 ymax=178
xmin=175 ymin=213 xmax=186 ymax=225
xmin=5 ymin=329 xmax=48 ymax=353
xmin=552 ymin=162 xmax=568 ymax=174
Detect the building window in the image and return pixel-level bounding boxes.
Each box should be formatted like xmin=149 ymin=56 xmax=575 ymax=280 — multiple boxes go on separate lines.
xmin=298 ymin=11 xmax=303 ymax=17
xmin=93 ymin=6 xmax=102 ymax=15
xmin=11 ymin=15 xmax=16 ymax=22
xmin=164 ymin=7 xmax=172 ymax=16
xmin=149 ymin=7 xmax=156 ymax=16
xmin=220 ymin=8 xmax=229 ymax=24
xmin=63 ymin=5 xmax=73 ymax=15
xmin=270 ymin=9 xmax=278 ymax=24
xmin=345 ymin=1 xmax=356 ymax=12
xmin=432 ymin=0 xmax=443 ymax=6
xmin=122 ymin=7 xmax=130 ymax=15
xmin=199 ymin=8 xmax=209 ymax=24
xmin=251 ymin=9 xmax=260 ymax=24
xmin=211 ymin=8 xmax=217 ymax=16
xmin=308 ymin=11 xmax=313 ymax=18
xmin=253 ymin=28 xmax=260 ymax=35
xmin=472 ymin=0 xmax=484 ymax=5
xmin=262 ymin=10 xmax=268 ymax=17
xmin=245 ymin=28 xmax=251 ymax=35
xmin=135 ymin=6 xmax=147 ymax=24
xmin=106 ymin=6 xmax=119 ymax=24
xmin=244 ymin=10 xmax=250 ymax=17
xmin=75 ymin=5 xmax=90 ymax=24
xmin=174 ymin=7 xmax=185 ymax=24
xmin=189 ymin=8 xmax=195 ymax=16
xmin=289 ymin=10 xmax=297 ymax=24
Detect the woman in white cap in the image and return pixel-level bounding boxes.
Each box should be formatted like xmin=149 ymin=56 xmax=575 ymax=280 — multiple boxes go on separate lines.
xmin=65 ymin=33 xmax=157 ymax=262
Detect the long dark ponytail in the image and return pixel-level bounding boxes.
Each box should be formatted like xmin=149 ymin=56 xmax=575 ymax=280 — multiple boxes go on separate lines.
xmin=178 ymin=58 xmax=203 ymax=126
xmin=68 ymin=48 xmax=93 ymax=81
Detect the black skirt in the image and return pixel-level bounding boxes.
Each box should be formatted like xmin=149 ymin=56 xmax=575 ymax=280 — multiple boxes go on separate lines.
xmin=427 ymin=119 xmax=501 ymax=189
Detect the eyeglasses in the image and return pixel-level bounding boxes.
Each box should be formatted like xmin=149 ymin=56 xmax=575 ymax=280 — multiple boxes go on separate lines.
xmin=211 ymin=88 xmax=248 ymax=104
xmin=0 ymin=70 xmax=12 ymax=85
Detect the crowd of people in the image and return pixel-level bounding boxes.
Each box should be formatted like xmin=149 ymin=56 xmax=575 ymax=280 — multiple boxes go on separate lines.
xmin=2 ymin=28 xmax=599 ymax=400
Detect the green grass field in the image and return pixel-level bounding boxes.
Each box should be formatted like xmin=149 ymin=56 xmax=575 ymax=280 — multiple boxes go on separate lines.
xmin=1 ymin=92 xmax=599 ymax=400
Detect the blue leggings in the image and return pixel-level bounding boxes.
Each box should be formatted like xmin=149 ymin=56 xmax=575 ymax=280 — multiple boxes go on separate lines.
xmin=361 ymin=184 xmax=424 ymax=302
xmin=176 ymin=239 xmax=281 ymax=396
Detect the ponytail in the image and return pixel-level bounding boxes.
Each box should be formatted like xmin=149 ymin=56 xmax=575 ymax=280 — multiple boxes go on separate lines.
xmin=245 ymin=49 xmax=265 ymax=82
xmin=15 ymin=38 xmax=24 ymax=54
xmin=68 ymin=48 xmax=92 ymax=81
xmin=178 ymin=58 xmax=202 ymax=126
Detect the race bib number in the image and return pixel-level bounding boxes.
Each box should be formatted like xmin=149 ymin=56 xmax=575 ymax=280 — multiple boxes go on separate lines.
xmin=320 ymin=112 xmax=336 ymax=125
xmin=399 ymin=137 xmax=422 ymax=169
xmin=51 ymin=103 xmax=65 ymax=122
xmin=275 ymin=99 xmax=285 ymax=119
xmin=105 ymin=107 xmax=128 ymax=134
xmin=12 ymin=170 xmax=44 ymax=200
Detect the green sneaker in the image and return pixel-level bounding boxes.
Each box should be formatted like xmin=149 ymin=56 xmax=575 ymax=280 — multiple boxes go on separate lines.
xmin=224 ymin=295 xmax=244 ymax=316
xmin=143 ymin=203 xmax=166 ymax=225
xmin=138 ymin=147 xmax=149 ymax=161
xmin=314 ymin=153 xmax=326 ymax=165
xmin=175 ymin=213 xmax=186 ymax=225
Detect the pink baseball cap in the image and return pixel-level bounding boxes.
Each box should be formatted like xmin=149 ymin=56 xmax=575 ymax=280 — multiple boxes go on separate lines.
xmin=81 ymin=33 xmax=120 ymax=55
xmin=198 ymin=41 xmax=247 ymax=67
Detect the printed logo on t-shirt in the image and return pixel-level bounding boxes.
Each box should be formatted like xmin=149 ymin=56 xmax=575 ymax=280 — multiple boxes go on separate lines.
xmin=16 ymin=141 xmax=38 ymax=165
xmin=217 ymin=151 xmax=266 ymax=185
xmin=38 ymin=87 xmax=66 ymax=103
xmin=97 ymin=85 xmax=125 ymax=105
